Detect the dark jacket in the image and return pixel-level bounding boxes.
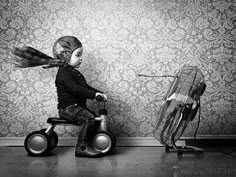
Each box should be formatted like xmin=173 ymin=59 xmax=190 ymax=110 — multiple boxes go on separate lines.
xmin=55 ymin=66 xmax=102 ymax=109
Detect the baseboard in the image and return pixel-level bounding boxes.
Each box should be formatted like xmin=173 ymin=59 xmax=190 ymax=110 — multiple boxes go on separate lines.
xmin=182 ymin=135 xmax=236 ymax=139
xmin=1 ymin=136 xmax=235 ymax=147
xmin=185 ymin=139 xmax=236 ymax=147
xmin=0 ymin=137 xmax=185 ymax=147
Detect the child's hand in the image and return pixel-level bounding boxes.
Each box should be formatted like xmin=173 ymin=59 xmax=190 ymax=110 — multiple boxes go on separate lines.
xmin=95 ymin=93 xmax=107 ymax=101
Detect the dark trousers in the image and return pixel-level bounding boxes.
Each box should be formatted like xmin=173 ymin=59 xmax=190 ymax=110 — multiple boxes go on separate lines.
xmin=59 ymin=104 xmax=97 ymax=145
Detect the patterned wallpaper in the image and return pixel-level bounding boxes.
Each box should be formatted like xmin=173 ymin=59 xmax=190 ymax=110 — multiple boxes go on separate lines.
xmin=0 ymin=0 xmax=235 ymax=138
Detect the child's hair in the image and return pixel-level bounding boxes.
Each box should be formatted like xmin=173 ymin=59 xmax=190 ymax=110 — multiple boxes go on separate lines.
xmin=12 ymin=36 xmax=82 ymax=69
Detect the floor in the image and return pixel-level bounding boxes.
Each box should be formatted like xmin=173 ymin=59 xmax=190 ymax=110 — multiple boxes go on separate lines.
xmin=0 ymin=146 xmax=235 ymax=177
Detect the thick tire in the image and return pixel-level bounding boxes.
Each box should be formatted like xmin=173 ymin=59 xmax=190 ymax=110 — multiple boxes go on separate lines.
xmin=91 ymin=131 xmax=116 ymax=155
xmin=107 ymin=130 xmax=116 ymax=151
xmin=24 ymin=131 xmax=51 ymax=156
xmin=40 ymin=129 xmax=58 ymax=151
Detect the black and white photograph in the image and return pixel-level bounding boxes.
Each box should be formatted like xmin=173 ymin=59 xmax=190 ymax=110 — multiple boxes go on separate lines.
xmin=0 ymin=0 xmax=235 ymax=176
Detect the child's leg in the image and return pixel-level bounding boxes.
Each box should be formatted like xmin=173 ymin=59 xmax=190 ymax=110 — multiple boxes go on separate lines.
xmin=75 ymin=109 xmax=96 ymax=144
xmin=59 ymin=104 xmax=101 ymax=157
xmin=74 ymin=108 xmax=101 ymax=157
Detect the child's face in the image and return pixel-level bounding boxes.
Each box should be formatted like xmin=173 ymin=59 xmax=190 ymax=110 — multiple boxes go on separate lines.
xmin=69 ymin=47 xmax=83 ymax=68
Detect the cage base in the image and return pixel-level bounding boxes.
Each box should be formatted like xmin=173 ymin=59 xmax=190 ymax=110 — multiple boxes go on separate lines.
xmin=165 ymin=145 xmax=204 ymax=156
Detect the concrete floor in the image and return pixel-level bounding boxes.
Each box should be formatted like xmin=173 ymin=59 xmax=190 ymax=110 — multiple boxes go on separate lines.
xmin=0 ymin=146 xmax=235 ymax=177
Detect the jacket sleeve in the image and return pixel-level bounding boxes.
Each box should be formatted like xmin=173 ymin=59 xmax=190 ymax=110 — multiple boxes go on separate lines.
xmin=86 ymin=84 xmax=103 ymax=93
xmin=59 ymin=69 xmax=96 ymax=99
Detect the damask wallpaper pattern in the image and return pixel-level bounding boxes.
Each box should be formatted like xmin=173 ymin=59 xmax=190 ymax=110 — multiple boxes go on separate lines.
xmin=0 ymin=0 xmax=235 ymax=138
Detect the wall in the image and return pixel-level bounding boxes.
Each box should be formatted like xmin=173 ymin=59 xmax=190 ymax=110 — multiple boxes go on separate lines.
xmin=0 ymin=0 xmax=235 ymax=138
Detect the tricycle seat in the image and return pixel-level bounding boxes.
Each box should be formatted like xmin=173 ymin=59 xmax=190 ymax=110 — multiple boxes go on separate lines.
xmin=47 ymin=117 xmax=76 ymax=125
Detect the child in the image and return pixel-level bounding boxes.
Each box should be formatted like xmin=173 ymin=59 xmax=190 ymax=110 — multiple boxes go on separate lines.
xmin=13 ymin=36 xmax=107 ymax=157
